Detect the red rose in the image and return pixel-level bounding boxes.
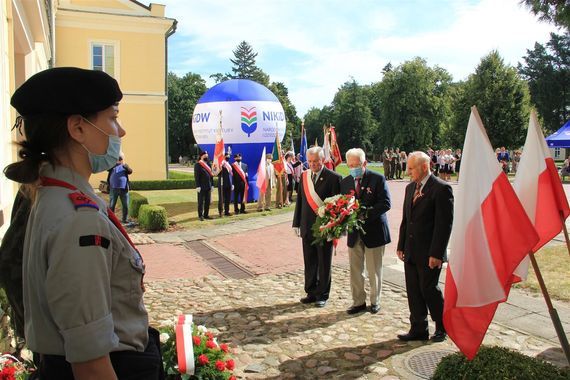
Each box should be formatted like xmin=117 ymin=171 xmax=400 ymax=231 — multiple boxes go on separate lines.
xmin=206 ymin=340 xmax=217 ymax=349
xmin=229 ymin=376 xmax=237 ymax=380
xmin=226 ymin=359 xmax=235 ymax=370
xmin=220 ymin=343 xmax=229 ymax=352
xmin=197 ymin=354 xmax=209 ymax=365
xmin=206 ymin=331 xmax=214 ymax=340
xmin=215 ymin=360 xmax=225 ymax=371
xmin=193 ymin=335 xmax=201 ymax=346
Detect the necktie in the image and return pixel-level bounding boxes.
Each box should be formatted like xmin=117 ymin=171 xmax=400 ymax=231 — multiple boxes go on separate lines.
xmin=412 ymin=182 xmax=422 ymax=205
xmin=355 ymin=178 xmax=361 ymax=196
xmin=311 ymin=172 xmax=317 ymax=184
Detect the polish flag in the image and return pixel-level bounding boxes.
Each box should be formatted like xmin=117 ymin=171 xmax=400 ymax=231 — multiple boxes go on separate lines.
xmin=256 ymin=147 xmax=267 ymax=196
xmin=213 ymin=112 xmax=224 ymax=171
xmin=330 ymin=126 xmax=343 ymax=168
xmin=323 ymin=127 xmax=334 ymax=170
xmin=443 ymin=106 xmax=539 ymax=360
xmin=513 ymin=110 xmax=570 ymax=279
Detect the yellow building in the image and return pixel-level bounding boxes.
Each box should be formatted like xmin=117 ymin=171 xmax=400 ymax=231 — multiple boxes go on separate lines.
xmin=0 ymin=0 xmax=175 ymax=237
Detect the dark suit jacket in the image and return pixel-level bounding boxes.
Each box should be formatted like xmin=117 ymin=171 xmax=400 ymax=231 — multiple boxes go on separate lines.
xmin=341 ymin=170 xmax=391 ymax=248
xmin=292 ymin=167 xmax=342 ymax=238
xmin=218 ymin=165 xmax=232 ymax=189
xmin=194 ymin=161 xmax=214 ymax=190
xmin=397 ymin=174 xmax=453 ymax=262
xmin=232 ymin=162 xmax=248 ymax=186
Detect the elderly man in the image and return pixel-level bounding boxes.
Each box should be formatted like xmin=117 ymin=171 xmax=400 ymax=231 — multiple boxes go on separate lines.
xmin=341 ymin=148 xmax=391 ymax=314
xmin=292 ymin=147 xmax=341 ymax=307
xmin=397 ymin=151 xmax=453 ymax=343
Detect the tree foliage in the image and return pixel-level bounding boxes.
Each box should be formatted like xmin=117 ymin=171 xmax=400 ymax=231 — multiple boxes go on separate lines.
xmin=518 ymin=32 xmax=570 ymax=134
xmin=449 ymin=51 xmax=531 ymax=149
xmin=303 ymin=106 xmax=334 ymax=146
xmin=522 ymin=0 xmax=570 ymax=31
xmin=167 ymin=72 xmax=207 ymax=161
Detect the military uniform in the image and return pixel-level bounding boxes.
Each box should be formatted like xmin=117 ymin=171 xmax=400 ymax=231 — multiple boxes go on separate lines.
xmin=23 ymin=165 xmax=157 ymax=376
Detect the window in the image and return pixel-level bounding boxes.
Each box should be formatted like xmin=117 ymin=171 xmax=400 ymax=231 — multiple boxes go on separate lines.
xmin=554 ymin=147 xmax=561 ymax=159
xmin=92 ymin=43 xmax=115 ymax=77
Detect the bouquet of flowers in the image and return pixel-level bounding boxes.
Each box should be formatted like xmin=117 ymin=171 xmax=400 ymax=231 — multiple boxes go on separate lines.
xmin=0 ymin=354 xmax=34 ymax=380
xmin=312 ymin=191 xmax=364 ymax=245
xmin=160 ymin=323 xmax=236 ymax=380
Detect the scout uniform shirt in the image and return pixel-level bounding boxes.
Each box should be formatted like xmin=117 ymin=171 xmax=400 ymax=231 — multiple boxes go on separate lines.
xmin=23 ymin=165 xmax=148 ymax=363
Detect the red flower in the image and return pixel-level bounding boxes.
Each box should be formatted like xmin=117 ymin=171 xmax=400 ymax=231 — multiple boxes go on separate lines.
xmin=226 ymin=359 xmax=235 ymax=370
xmin=192 ymin=335 xmax=201 ymax=346
xmin=215 ymin=360 xmax=225 ymax=371
xmin=206 ymin=340 xmax=217 ymax=349
xmin=197 ymin=354 xmax=209 ymax=365
xmin=220 ymin=343 xmax=229 ymax=353
xmin=206 ymin=331 xmax=214 ymax=340
xmin=229 ymin=376 xmax=237 ymax=380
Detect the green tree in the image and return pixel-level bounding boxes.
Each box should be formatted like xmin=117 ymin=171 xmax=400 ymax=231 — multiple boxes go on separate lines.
xmin=229 ymin=41 xmax=270 ymax=86
xmin=522 ymin=0 xmax=570 ymax=31
xmin=373 ymin=57 xmax=452 ymax=152
xmin=269 ymin=81 xmax=301 ymax=144
xmin=518 ymin=32 xmax=570 ymax=134
xmin=167 ymin=72 xmax=207 ymax=161
xmin=303 ymin=106 xmax=334 ymax=146
xmin=450 ymin=51 xmax=531 ymax=149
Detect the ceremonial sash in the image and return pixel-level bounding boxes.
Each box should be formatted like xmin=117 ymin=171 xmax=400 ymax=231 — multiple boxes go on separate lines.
xmin=198 ymin=161 xmax=214 ymax=177
xmin=223 ymin=160 xmax=232 ymax=175
xmin=302 ymin=170 xmax=324 ymax=214
xmin=232 ymin=162 xmax=248 ymax=201
xmin=176 ymin=314 xmax=195 ymax=375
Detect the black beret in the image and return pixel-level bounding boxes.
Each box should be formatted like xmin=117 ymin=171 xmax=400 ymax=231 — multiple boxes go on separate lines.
xmin=234 ymin=153 xmax=242 ymax=159
xmin=199 ymin=151 xmax=208 ymax=157
xmin=11 ymin=67 xmax=123 ymax=116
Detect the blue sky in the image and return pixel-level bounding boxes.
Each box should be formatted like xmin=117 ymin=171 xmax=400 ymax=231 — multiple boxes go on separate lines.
xmin=160 ymin=0 xmax=559 ymax=116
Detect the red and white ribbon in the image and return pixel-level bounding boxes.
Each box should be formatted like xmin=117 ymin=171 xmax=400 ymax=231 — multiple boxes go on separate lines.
xmin=302 ymin=170 xmax=324 ymax=214
xmin=176 ymin=314 xmax=195 ymax=375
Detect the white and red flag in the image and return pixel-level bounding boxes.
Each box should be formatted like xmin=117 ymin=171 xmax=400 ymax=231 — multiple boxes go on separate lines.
xmin=213 ymin=111 xmax=225 ymax=171
xmin=322 ymin=126 xmax=334 ymax=170
xmin=443 ymin=106 xmax=539 ymax=360
xmin=256 ymin=147 xmax=267 ymax=196
xmin=513 ymin=110 xmax=570 ymax=279
xmin=330 ymin=125 xmax=343 ymax=168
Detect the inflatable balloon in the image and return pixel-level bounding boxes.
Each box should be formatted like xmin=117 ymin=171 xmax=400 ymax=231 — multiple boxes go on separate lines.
xmin=191 ymin=79 xmax=287 ymax=201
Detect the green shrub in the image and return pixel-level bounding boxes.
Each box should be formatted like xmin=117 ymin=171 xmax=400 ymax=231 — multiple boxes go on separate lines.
xmin=130 ymin=179 xmax=195 ymax=190
xmin=129 ymin=192 xmax=149 ymax=218
xmin=433 ymin=346 xmax=570 ymax=380
xmin=138 ymin=205 xmax=168 ymax=231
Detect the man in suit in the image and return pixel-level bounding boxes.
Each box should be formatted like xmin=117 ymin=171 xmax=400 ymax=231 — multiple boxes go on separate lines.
xmin=382 ymin=147 xmax=392 ymax=180
xmin=217 ymin=154 xmax=233 ymax=217
xmin=232 ymin=153 xmax=249 ymax=214
xmin=341 ymin=148 xmax=391 ymax=315
xmin=194 ymin=151 xmax=214 ymax=221
xmin=293 ymin=146 xmax=341 ymax=307
xmin=397 ymin=151 xmax=453 ymax=342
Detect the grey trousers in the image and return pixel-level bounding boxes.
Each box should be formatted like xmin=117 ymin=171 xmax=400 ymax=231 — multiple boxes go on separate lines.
xmin=348 ymin=236 xmax=385 ymax=306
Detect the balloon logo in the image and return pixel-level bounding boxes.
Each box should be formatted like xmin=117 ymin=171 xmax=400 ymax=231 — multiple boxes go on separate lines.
xmin=240 ymin=106 xmax=257 ymax=137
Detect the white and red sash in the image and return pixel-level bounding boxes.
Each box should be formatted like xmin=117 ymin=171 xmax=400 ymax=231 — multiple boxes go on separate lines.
xmin=222 ymin=160 xmax=233 ymax=175
xmin=198 ymin=160 xmax=214 ymax=177
xmin=176 ymin=314 xmax=195 ymax=375
xmin=232 ymin=162 xmax=249 ymax=200
xmin=302 ymin=170 xmax=324 ymax=214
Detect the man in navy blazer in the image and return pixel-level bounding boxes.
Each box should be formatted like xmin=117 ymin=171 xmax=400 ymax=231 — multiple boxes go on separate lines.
xmin=397 ymin=151 xmax=454 ymax=343
xmin=340 ymin=148 xmax=391 ymax=315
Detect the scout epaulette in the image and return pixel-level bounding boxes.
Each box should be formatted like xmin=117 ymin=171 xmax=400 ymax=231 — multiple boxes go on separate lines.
xmin=68 ymin=192 xmax=99 ymax=211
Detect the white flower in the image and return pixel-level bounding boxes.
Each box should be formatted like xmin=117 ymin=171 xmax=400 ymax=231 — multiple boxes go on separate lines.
xmin=160 ymin=332 xmax=170 ymax=343
xmin=197 ymin=325 xmax=208 ymax=333
xmin=317 ymin=205 xmax=326 ymax=217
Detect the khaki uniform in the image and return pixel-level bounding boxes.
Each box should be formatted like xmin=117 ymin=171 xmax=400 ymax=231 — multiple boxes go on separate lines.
xmin=23 ymin=165 xmax=148 ymax=363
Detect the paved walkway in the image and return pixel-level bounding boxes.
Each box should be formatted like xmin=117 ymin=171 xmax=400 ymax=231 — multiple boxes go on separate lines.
xmin=135 ymin=179 xmax=570 ymax=378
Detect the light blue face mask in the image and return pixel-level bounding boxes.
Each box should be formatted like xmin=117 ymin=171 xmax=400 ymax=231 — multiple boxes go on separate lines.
xmin=349 ymin=166 xmax=363 ymax=178
xmin=82 ymin=118 xmax=122 ymax=173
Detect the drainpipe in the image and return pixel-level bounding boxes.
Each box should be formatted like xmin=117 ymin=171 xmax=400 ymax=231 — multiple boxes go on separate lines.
xmin=164 ymin=19 xmax=177 ymax=178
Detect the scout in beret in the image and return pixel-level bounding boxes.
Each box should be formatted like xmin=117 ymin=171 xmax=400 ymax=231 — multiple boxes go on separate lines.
xmin=3 ymin=67 xmax=164 ymax=378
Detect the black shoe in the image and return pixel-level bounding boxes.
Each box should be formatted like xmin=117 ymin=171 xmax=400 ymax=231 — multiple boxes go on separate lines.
xmin=346 ymin=304 xmax=367 ymax=315
xmin=204 ymin=216 xmax=213 ymax=220
xmin=199 ymin=217 xmax=204 ymax=221
xmin=431 ymin=330 xmax=447 ymax=342
xmin=224 ymin=212 xmax=231 ymax=216
xmin=264 ymin=208 xmax=271 ymax=211
xmin=315 ymin=300 xmax=326 ymax=308
xmin=370 ymin=304 xmax=380 ymax=314
xmin=241 ymin=210 xmax=248 ymax=214
xmin=300 ymin=296 xmax=316 ymax=304
xmin=397 ymin=332 xmax=429 ymax=341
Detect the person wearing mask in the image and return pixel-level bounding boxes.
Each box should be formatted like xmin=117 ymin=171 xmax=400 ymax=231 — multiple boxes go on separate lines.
xmin=217 ymin=154 xmax=233 ymax=217
xmin=3 ymin=67 xmax=164 ymax=378
xmin=195 ymin=151 xmax=214 ymax=221
xmin=107 ymin=154 xmax=132 ymax=224
xmin=231 ymin=153 xmax=249 ymax=214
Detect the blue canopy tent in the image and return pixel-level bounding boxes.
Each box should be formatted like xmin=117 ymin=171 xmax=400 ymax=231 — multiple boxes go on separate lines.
xmin=546 ymin=120 xmax=570 ymax=148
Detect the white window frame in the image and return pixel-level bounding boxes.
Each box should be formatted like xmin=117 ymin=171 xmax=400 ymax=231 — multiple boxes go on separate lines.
xmin=554 ymin=147 xmax=561 ymax=159
xmin=89 ymin=40 xmax=120 ymax=81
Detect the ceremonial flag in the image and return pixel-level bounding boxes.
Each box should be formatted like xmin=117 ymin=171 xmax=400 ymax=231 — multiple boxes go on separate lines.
xmin=323 ymin=126 xmax=334 ymax=170
xmin=213 ymin=111 xmax=224 ymax=171
xmin=513 ymin=110 xmax=570 ymax=279
xmin=256 ymin=146 xmax=267 ymax=196
xmin=330 ymin=125 xmax=342 ymax=167
xmin=290 ymin=132 xmax=295 ymax=155
xmin=272 ymin=131 xmax=285 ymax=174
xmin=443 ymin=106 xmax=539 ymax=360
xmin=299 ymin=123 xmax=308 ymax=167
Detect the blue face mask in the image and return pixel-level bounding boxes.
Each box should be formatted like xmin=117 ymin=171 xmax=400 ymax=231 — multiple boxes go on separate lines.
xmin=82 ymin=118 xmax=122 ymax=173
xmin=349 ymin=167 xmax=363 ymax=178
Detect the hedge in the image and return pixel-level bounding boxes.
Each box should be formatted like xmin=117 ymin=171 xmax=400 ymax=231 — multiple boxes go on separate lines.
xmin=129 ymin=192 xmax=149 ymax=218
xmin=433 ymin=346 xmax=570 ymax=380
xmin=138 ymin=204 xmax=168 ymax=231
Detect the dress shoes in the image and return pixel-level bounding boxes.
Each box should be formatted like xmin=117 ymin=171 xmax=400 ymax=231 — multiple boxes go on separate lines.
xmin=346 ymin=304 xmax=367 ymax=315
xmin=241 ymin=210 xmax=248 ymax=214
xmin=264 ymin=208 xmax=271 ymax=211
xmin=370 ymin=304 xmax=380 ymax=314
xmin=315 ymin=300 xmax=326 ymax=308
xmin=397 ymin=332 xmax=429 ymax=341
xmin=430 ymin=330 xmax=447 ymax=342
xmin=300 ymin=296 xmax=316 ymax=304
xmin=199 ymin=217 xmax=204 ymax=221
xmin=204 ymin=216 xmax=213 ymax=220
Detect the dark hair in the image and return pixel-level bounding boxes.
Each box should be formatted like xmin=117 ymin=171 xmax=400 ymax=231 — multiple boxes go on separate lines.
xmin=3 ymin=114 xmax=73 ymax=183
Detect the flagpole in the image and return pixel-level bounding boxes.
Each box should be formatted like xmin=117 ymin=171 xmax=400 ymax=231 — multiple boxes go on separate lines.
xmin=528 ymin=252 xmax=570 ymax=363
xmin=560 ymin=212 xmax=570 ymax=258
xmin=219 ymin=110 xmax=224 ymax=216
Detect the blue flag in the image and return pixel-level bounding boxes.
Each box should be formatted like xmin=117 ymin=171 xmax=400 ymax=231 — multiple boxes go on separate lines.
xmin=299 ymin=126 xmax=308 ymax=168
